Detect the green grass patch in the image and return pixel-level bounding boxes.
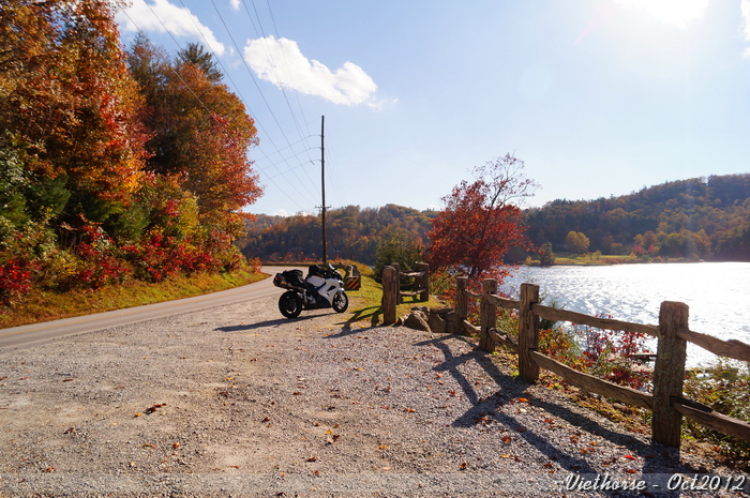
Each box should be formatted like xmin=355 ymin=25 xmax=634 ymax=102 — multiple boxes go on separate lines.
xmin=0 ymin=269 xmax=266 ymax=329
xmin=329 ymin=259 xmax=444 ymax=330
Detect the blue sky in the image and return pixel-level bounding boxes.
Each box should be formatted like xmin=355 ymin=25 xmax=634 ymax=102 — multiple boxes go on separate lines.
xmin=115 ymin=0 xmax=750 ymax=216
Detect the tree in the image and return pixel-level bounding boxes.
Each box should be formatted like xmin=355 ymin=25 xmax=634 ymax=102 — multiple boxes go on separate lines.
xmin=539 ymin=242 xmax=555 ymax=266
xmin=177 ymin=42 xmax=223 ymax=82
xmin=428 ymin=154 xmax=537 ymax=282
xmin=373 ymin=228 xmax=423 ymax=282
xmin=127 ymin=36 xmax=261 ymax=239
xmin=565 ymin=231 xmax=590 ymax=254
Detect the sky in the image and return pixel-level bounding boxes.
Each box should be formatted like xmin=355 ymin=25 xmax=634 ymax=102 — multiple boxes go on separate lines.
xmin=114 ymin=0 xmax=750 ymax=216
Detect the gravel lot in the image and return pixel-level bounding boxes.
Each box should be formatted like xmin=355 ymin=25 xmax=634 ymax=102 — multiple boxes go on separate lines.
xmin=0 ymin=294 xmax=747 ymax=497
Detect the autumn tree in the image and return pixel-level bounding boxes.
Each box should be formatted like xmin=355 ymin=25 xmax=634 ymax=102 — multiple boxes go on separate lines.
xmin=565 ymin=231 xmax=590 ymax=254
xmin=127 ymin=37 xmax=261 ymax=239
xmin=0 ymin=0 xmax=149 ymax=230
xmin=428 ymin=154 xmax=537 ymax=283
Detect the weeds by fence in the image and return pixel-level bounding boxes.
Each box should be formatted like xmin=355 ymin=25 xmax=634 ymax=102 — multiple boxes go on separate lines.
xmin=454 ymin=276 xmax=750 ymax=449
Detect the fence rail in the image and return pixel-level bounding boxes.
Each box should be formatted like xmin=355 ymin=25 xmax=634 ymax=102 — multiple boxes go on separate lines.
xmin=454 ymin=276 xmax=750 ymax=448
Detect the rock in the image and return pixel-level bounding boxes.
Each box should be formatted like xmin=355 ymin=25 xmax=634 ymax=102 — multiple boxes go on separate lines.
xmin=404 ymin=309 xmax=431 ymax=332
xmin=427 ymin=312 xmax=446 ymax=334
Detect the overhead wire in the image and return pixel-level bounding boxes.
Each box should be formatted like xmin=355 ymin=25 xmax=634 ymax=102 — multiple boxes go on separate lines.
xmin=206 ymin=0 xmax=319 ymax=206
xmin=117 ymin=3 xmax=316 ymax=214
xmin=238 ymin=0 xmax=317 ymax=188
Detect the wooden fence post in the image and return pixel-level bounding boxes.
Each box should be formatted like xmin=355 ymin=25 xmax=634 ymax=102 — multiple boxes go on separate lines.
xmin=479 ymin=279 xmax=497 ymax=352
xmin=391 ymin=263 xmax=401 ymax=304
xmin=455 ymin=276 xmax=468 ymax=335
xmin=415 ymin=262 xmax=429 ymax=302
xmin=519 ymin=283 xmax=540 ymax=382
xmin=652 ymin=301 xmax=689 ymax=447
xmin=382 ymin=266 xmax=398 ymax=325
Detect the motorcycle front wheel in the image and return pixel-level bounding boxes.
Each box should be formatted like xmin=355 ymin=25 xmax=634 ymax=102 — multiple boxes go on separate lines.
xmin=279 ymin=291 xmax=303 ymax=318
xmin=332 ymin=291 xmax=349 ymax=313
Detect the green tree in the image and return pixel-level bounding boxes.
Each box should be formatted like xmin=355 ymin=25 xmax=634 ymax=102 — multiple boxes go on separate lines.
xmin=539 ymin=242 xmax=555 ymax=266
xmin=374 ymin=229 xmax=423 ymax=283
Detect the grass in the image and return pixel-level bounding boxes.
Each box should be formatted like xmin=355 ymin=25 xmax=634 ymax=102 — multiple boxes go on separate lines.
xmin=0 ymin=269 xmax=266 ymax=329
xmin=328 ymin=259 xmax=444 ymax=330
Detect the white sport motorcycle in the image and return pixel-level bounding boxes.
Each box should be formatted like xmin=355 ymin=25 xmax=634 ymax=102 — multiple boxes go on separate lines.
xmin=273 ymin=264 xmax=349 ymax=318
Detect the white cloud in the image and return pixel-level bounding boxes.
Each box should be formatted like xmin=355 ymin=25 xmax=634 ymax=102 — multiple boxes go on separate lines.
xmin=230 ymin=0 xmax=241 ymax=11
xmin=116 ymin=0 xmax=226 ymax=56
xmin=244 ymin=36 xmax=377 ymax=106
xmin=614 ymin=0 xmax=709 ymax=29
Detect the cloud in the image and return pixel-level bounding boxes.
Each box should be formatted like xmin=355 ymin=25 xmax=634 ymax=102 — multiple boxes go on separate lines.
xmin=244 ymin=36 xmax=377 ymax=106
xmin=116 ymin=0 xmax=226 ymax=56
xmin=743 ymin=0 xmax=750 ymax=56
xmin=230 ymin=0 xmax=241 ymax=11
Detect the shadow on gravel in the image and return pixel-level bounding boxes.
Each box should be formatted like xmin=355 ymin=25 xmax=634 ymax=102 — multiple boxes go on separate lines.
xmin=417 ymin=333 xmax=707 ymax=485
xmin=216 ymin=315 xmax=317 ymax=332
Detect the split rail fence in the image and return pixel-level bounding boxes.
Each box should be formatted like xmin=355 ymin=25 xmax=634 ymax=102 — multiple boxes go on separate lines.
xmin=454 ymin=276 xmax=750 ymax=448
xmin=381 ymin=263 xmax=429 ymax=324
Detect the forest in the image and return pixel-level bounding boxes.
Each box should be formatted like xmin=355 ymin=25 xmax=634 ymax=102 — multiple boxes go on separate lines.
xmin=242 ymin=173 xmax=750 ymax=264
xmin=0 ymin=1 xmax=261 ymax=306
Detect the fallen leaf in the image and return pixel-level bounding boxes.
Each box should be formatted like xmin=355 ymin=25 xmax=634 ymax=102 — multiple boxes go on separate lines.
xmin=173 ymin=442 xmax=180 ymax=449
xmin=379 ymin=445 xmax=387 ymax=450
xmin=262 ymin=417 xmax=271 ymax=423
xmin=62 ymin=379 xmax=73 ymax=382
xmin=306 ymin=456 xmax=318 ymax=462
xmin=43 ymin=467 xmax=55 ymax=472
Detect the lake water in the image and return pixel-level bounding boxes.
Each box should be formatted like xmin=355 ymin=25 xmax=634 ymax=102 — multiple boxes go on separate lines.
xmin=498 ymin=262 xmax=750 ymax=368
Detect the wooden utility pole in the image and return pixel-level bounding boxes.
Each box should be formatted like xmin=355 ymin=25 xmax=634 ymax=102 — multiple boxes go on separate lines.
xmin=321 ymin=115 xmax=327 ymax=263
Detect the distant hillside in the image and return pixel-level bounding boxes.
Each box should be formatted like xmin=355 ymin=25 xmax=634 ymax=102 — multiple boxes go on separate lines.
xmin=524 ymin=173 xmax=750 ymax=261
xmin=240 ymin=204 xmax=437 ymax=265
xmin=241 ymin=173 xmax=750 ymax=264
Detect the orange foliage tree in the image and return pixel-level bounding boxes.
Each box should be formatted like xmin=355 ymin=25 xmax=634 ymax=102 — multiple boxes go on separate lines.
xmin=428 ymin=154 xmax=537 ymax=284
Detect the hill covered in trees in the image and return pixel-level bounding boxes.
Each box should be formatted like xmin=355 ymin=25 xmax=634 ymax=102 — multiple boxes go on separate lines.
xmin=243 ymin=173 xmax=750 ymax=264
xmin=240 ymin=204 xmax=437 ymax=264
xmin=524 ymin=174 xmax=750 ymax=261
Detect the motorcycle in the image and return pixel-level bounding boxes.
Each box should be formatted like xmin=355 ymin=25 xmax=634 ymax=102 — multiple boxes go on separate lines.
xmin=272 ymin=264 xmax=349 ymax=318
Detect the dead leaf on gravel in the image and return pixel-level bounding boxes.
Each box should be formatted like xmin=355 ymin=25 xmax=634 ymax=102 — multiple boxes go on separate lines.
xmin=262 ymin=417 xmax=271 ymax=423
xmin=306 ymin=456 xmax=318 ymax=462
xmin=43 ymin=467 xmax=55 ymax=472
xmin=145 ymin=404 xmax=166 ymax=414
xmin=63 ymin=427 xmax=76 ymax=435
xmin=62 ymin=378 xmax=73 ymax=382
xmin=173 ymin=442 xmax=180 ymax=449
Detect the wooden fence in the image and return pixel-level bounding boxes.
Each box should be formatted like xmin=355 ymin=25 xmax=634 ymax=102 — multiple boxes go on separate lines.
xmin=455 ymin=276 xmax=750 ymax=448
xmin=381 ymin=262 xmax=430 ymax=324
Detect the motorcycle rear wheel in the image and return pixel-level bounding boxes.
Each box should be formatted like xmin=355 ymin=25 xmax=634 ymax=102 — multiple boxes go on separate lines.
xmin=279 ymin=291 xmax=303 ymax=318
xmin=332 ymin=291 xmax=349 ymax=313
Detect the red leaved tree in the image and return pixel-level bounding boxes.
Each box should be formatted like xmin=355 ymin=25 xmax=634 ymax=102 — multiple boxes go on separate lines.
xmin=428 ymin=154 xmax=537 ymax=285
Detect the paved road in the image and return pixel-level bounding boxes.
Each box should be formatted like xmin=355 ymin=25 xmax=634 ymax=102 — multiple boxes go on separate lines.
xmin=0 ymin=266 xmax=290 ymax=351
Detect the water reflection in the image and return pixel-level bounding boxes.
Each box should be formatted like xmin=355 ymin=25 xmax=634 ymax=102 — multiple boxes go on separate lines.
xmin=500 ymin=262 xmax=750 ymax=367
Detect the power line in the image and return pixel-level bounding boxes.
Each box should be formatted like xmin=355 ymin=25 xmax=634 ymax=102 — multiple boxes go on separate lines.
xmin=116 ymin=3 xmax=316 ymax=212
xmin=207 ymin=0 xmax=319 ymax=205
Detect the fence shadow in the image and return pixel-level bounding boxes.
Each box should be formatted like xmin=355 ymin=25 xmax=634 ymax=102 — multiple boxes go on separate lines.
xmin=417 ymin=333 xmax=710 ymax=483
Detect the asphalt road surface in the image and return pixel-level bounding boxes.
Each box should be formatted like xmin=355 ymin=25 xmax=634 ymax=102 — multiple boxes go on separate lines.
xmin=0 ymin=266 xmax=290 ymax=351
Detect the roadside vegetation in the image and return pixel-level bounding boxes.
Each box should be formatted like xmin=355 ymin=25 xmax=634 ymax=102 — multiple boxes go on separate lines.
xmin=1 ymin=1 xmax=262 ymax=316
xmin=0 ymin=262 xmax=265 ymax=329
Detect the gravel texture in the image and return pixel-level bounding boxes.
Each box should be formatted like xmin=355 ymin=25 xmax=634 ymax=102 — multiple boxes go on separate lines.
xmin=0 ymin=294 xmax=747 ymax=498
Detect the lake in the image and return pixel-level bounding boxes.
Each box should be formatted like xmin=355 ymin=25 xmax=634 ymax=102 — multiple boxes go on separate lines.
xmin=498 ymin=262 xmax=750 ymax=368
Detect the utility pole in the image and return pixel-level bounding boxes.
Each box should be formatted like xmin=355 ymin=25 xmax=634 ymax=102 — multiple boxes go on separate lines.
xmin=321 ymin=115 xmax=327 ymax=264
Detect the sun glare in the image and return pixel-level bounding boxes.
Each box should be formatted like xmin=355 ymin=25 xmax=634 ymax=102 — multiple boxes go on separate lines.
xmin=614 ymin=0 xmax=709 ymax=28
